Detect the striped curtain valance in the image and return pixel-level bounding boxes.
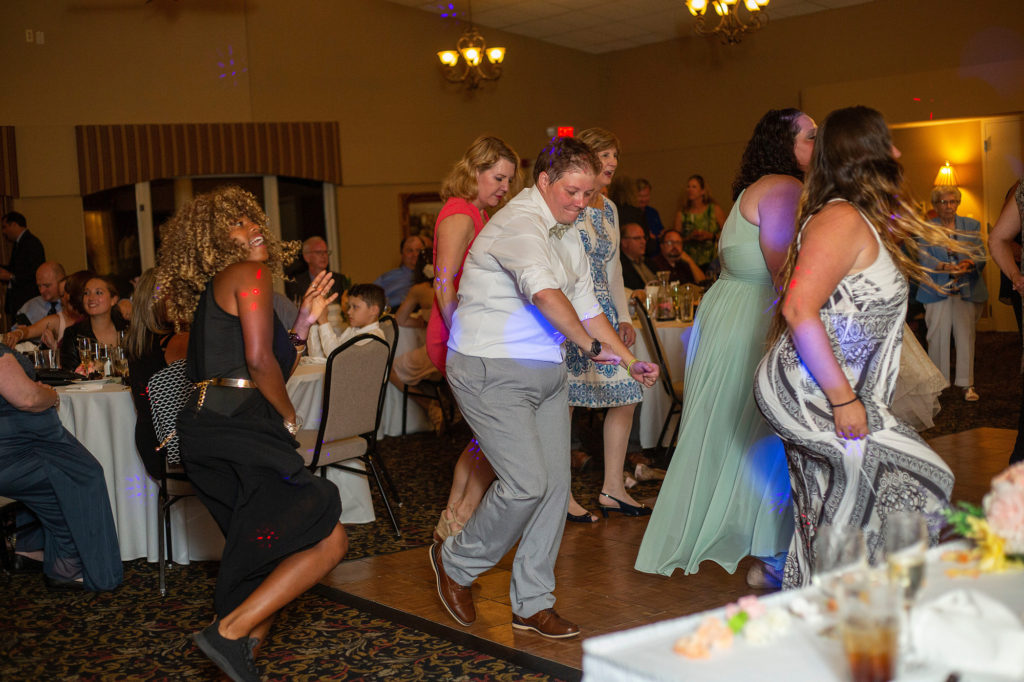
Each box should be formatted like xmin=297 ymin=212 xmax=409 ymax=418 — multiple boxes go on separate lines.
xmin=0 ymin=127 xmax=19 ymax=197
xmin=75 ymin=122 xmax=342 ymax=195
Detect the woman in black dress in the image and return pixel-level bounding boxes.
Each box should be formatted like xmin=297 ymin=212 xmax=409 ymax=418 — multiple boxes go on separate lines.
xmin=125 ymin=268 xmax=189 ymax=480
xmin=157 ymin=186 xmax=346 ymax=682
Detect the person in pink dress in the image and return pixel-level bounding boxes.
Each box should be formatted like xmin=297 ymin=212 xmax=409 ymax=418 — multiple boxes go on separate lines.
xmin=428 ymin=136 xmax=521 ymax=541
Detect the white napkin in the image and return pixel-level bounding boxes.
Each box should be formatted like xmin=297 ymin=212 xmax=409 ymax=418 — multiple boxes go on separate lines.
xmin=15 ymin=341 xmax=38 ymax=352
xmin=911 ymin=588 xmax=1024 ymax=678
xmin=64 ymin=383 xmax=105 ymax=392
xmin=300 ymin=356 xmax=327 ymax=365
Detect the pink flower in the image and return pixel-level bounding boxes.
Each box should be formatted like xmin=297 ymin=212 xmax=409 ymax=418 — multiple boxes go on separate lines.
xmin=984 ymin=477 xmax=1024 ymax=555
xmin=737 ymin=595 xmax=766 ymax=619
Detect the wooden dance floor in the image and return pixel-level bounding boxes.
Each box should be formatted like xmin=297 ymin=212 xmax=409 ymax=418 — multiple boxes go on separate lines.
xmin=318 ymin=428 xmax=1014 ymax=680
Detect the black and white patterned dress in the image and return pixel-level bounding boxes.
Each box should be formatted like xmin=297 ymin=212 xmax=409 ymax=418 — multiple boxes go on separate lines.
xmin=753 ymin=204 xmax=954 ymax=588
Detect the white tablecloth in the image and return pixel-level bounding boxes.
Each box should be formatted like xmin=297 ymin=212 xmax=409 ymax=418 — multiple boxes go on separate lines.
xmin=583 ymin=543 xmax=1024 ymax=681
xmin=289 ymin=324 xmax=432 ymax=439
xmin=56 ymin=375 xmax=376 ymax=565
xmin=630 ymin=319 xmax=693 ymax=448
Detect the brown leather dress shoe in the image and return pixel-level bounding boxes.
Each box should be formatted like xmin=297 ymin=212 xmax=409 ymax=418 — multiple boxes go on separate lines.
xmin=511 ymin=608 xmax=580 ymax=639
xmin=429 ymin=541 xmax=475 ymax=626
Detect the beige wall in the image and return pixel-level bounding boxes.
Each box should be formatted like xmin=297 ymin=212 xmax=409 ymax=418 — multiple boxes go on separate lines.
xmin=604 ymin=0 xmax=1024 ymax=220
xmin=2 ymin=0 xmax=1023 ymax=284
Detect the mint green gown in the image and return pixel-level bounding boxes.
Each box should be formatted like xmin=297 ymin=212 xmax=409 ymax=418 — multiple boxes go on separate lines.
xmin=635 ymin=191 xmax=794 ymax=576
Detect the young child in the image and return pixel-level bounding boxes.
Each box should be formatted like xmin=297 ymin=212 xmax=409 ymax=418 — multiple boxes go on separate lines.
xmin=307 ymin=283 xmax=387 ymax=358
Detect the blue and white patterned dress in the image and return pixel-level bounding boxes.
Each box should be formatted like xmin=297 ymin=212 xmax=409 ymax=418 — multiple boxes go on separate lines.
xmin=753 ymin=204 xmax=954 ymax=588
xmin=566 ymin=196 xmax=643 ymax=408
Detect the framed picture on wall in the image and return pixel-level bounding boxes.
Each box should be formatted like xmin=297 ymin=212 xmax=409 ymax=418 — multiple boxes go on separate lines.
xmin=399 ymin=192 xmax=443 ymax=247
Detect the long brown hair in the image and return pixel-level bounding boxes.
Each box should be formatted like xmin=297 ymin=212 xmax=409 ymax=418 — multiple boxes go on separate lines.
xmin=767 ymin=106 xmax=978 ymax=345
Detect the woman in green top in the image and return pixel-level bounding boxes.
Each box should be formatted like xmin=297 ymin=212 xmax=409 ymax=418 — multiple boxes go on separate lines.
xmin=674 ymin=175 xmax=727 ymax=269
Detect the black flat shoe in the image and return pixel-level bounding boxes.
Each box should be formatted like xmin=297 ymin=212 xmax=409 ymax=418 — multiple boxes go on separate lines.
xmin=12 ymin=554 xmax=44 ymax=574
xmin=566 ymin=510 xmax=599 ymax=523
xmin=597 ymin=492 xmax=652 ymax=518
xmin=43 ymin=574 xmax=85 ymax=591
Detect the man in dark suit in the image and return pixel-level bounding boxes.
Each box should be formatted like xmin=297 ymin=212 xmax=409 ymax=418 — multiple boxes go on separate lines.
xmin=619 ymin=222 xmax=656 ymax=291
xmin=285 ymin=236 xmax=346 ymax=301
xmin=1 ymin=212 xmax=46 ymax=319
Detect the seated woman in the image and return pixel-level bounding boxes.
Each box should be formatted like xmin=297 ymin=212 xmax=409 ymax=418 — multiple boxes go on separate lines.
xmin=389 ymin=251 xmax=444 ymax=433
xmin=0 ymin=342 xmax=122 ymax=591
xmin=125 ymin=268 xmax=190 ymax=480
xmin=60 ymin=275 xmax=129 ymax=371
xmin=3 ymin=270 xmax=92 ymax=351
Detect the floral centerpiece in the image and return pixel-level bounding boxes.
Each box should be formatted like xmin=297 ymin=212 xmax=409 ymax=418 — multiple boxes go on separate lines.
xmin=673 ymin=595 xmax=792 ymax=659
xmin=942 ymin=461 xmax=1024 ymax=573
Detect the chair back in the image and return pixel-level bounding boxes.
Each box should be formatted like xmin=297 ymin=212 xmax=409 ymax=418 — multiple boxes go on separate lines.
xmin=634 ymin=298 xmax=676 ymax=399
xmin=309 ymin=334 xmax=391 ymax=468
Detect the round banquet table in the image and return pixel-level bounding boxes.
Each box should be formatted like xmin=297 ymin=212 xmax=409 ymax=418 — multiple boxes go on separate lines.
xmin=55 ymin=377 xmax=375 ymax=565
xmin=630 ymin=318 xmax=693 ymax=449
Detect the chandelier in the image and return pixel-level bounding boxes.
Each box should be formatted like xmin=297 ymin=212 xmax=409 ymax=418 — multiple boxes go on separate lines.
xmin=437 ymin=24 xmax=505 ymax=90
xmin=685 ymin=0 xmax=770 ymax=45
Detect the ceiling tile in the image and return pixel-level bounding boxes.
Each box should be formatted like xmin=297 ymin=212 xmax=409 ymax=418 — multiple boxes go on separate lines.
xmin=386 ymin=0 xmax=877 ymax=54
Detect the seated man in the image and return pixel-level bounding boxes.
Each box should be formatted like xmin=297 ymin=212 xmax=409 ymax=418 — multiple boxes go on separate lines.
xmin=13 ymin=262 xmax=65 ymax=329
xmin=0 ymin=342 xmax=122 ymax=591
xmin=374 ymin=235 xmax=424 ymax=310
xmin=285 ymin=236 xmax=346 ymax=302
xmin=619 ymin=222 xmax=656 ymax=291
xmin=647 ymin=228 xmax=704 ymax=285
xmin=307 ymin=283 xmax=387 ymax=359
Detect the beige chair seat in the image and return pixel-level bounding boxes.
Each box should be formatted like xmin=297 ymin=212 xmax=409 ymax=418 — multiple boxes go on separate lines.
xmin=295 ymin=429 xmax=367 ymax=467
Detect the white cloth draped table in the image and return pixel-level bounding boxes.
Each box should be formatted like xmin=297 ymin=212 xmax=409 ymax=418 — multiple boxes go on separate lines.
xmin=56 ymin=377 xmax=376 ymax=565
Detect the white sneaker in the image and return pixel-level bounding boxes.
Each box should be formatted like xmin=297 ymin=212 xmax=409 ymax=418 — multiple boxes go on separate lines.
xmin=964 ymin=386 xmax=979 ymax=402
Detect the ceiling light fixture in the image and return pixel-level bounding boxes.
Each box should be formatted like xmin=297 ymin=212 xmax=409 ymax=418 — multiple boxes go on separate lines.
xmin=685 ymin=0 xmax=770 ymax=45
xmin=437 ymin=2 xmax=505 ymax=90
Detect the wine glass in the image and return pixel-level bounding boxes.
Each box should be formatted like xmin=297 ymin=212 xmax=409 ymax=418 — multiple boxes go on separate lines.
xmin=811 ymin=525 xmax=867 ymax=604
xmin=112 ymin=346 xmax=129 ymax=380
xmin=884 ymin=510 xmax=928 ymax=668
xmin=77 ymin=337 xmax=93 ymax=369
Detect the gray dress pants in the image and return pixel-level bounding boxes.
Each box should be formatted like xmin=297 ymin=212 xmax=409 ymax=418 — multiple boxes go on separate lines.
xmin=443 ymin=351 xmax=570 ymax=618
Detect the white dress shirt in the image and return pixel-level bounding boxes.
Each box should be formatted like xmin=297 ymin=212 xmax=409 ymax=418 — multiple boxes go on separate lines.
xmin=448 ymin=186 xmax=602 ymax=363
xmin=308 ymin=320 xmax=385 ymax=358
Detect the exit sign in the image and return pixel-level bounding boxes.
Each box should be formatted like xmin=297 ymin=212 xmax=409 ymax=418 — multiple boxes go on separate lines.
xmin=557 ymin=126 xmax=574 ymax=137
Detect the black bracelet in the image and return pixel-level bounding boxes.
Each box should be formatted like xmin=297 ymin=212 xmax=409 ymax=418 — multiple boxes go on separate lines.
xmin=288 ymin=329 xmax=307 ymax=346
xmin=829 ymin=395 xmax=860 ymax=409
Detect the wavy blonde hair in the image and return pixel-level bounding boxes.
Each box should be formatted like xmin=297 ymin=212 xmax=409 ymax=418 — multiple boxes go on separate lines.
xmin=767 ymin=106 xmax=978 ymax=345
xmin=156 ymin=186 xmax=300 ymax=324
xmin=440 ymin=136 xmax=522 ymax=203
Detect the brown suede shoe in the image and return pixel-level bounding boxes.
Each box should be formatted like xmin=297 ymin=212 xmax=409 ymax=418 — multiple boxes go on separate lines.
xmin=511 ymin=608 xmax=580 ymax=639
xmin=429 ymin=541 xmax=475 ymax=626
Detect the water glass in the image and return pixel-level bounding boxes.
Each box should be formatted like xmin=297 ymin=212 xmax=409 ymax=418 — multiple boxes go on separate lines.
xmin=837 ymin=570 xmax=901 ymax=682
xmin=35 ymin=347 xmax=57 ymax=370
xmin=811 ymin=525 xmax=867 ymax=601
xmin=884 ymin=511 xmax=928 ymax=669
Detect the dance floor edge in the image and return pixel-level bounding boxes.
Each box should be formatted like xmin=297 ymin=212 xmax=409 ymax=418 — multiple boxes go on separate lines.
xmin=318 ymin=427 xmax=1013 ymax=678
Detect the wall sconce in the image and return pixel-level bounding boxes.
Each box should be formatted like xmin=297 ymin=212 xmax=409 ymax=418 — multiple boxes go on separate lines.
xmin=933 ymin=161 xmax=959 ymax=187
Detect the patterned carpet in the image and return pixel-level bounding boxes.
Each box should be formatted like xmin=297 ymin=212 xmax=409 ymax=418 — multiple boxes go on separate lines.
xmin=1 ymin=331 xmax=1016 ymax=680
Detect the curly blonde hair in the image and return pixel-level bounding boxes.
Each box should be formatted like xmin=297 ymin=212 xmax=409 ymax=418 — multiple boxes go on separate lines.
xmin=767 ymin=106 xmax=978 ymax=345
xmin=156 ymin=186 xmax=300 ymax=324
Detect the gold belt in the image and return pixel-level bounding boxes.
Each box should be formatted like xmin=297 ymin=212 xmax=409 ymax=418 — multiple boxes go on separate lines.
xmin=196 ymin=377 xmax=257 ymax=411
